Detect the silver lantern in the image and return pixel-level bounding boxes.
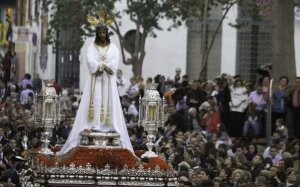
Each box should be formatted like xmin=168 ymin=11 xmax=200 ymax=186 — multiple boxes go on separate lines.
xmin=35 ymin=80 xmax=60 ymax=155
xmin=33 ymin=91 xmax=44 ymax=126
xmin=139 ymin=83 xmax=164 ymax=158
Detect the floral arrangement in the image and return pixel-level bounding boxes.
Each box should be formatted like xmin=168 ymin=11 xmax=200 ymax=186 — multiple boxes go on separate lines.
xmin=36 ymin=147 xmax=169 ymax=170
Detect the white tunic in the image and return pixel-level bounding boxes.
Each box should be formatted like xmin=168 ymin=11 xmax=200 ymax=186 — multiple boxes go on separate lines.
xmin=59 ymin=42 xmax=134 ymax=155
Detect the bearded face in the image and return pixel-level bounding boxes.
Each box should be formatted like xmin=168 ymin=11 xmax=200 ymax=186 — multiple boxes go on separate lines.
xmin=95 ymin=25 xmax=109 ymax=44
xmin=97 ymin=28 xmax=106 ymax=39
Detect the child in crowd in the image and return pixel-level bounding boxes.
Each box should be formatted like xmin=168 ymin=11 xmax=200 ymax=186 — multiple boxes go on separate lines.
xmin=275 ymin=118 xmax=288 ymax=143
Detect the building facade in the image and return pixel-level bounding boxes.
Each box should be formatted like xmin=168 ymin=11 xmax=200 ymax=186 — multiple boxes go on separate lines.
xmin=1 ymin=1 xmax=300 ymax=91
xmin=0 ymin=0 xmax=56 ymax=83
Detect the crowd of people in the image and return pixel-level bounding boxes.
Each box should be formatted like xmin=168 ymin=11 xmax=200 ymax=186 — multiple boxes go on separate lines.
xmin=0 ymin=61 xmax=298 ymax=186
xmin=113 ymin=66 xmax=300 ymax=187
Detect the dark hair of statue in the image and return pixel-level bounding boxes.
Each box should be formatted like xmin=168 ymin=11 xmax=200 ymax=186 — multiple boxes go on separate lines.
xmin=95 ymin=25 xmax=110 ymax=44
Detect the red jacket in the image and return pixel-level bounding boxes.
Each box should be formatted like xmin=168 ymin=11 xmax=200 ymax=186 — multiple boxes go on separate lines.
xmin=202 ymin=112 xmax=220 ymax=133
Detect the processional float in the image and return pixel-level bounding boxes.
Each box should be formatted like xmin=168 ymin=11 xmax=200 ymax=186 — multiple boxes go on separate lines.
xmin=20 ymin=82 xmax=177 ymax=186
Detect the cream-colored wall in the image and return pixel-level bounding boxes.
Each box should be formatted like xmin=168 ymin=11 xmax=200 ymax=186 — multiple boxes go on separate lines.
xmin=220 ymin=4 xmax=238 ymax=76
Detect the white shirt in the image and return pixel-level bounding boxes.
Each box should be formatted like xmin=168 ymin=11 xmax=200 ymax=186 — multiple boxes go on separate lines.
xmin=125 ymin=104 xmax=138 ymax=117
xmin=124 ymin=104 xmax=138 ymax=128
xmin=230 ymin=86 xmax=248 ymax=112
xmin=117 ymin=77 xmax=129 ymax=97
xmin=127 ymin=83 xmax=139 ymax=99
xmin=20 ymin=89 xmax=34 ymax=105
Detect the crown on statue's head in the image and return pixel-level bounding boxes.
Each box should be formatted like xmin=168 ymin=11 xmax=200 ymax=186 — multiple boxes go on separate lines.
xmin=87 ymin=10 xmax=115 ymax=27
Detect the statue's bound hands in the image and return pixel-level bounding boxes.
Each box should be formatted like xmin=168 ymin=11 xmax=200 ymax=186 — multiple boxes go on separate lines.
xmin=95 ymin=70 xmax=103 ymax=77
xmin=104 ymin=66 xmax=114 ymax=75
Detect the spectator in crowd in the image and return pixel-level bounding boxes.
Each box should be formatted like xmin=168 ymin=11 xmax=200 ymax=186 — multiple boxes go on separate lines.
xmin=186 ymin=81 xmax=207 ymax=110
xmin=255 ymin=175 xmax=267 ymax=187
xmin=137 ymin=76 xmax=145 ymax=99
xmin=248 ymin=84 xmax=267 ymax=137
xmin=230 ymin=169 xmax=247 ymax=186
xmin=60 ymin=89 xmax=71 ymax=111
xmin=229 ymin=79 xmax=248 ymax=137
xmin=186 ymin=107 xmax=201 ymax=132
xmin=57 ymin=117 xmax=74 ymax=141
xmin=174 ymin=68 xmax=181 ymax=84
xmin=289 ymin=140 xmax=300 ymax=161
xmin=19 ymin=73 xmax=32 ymax=90
xmin=244 ymin=143 xmax=258 ymax=161
xmin=243 ymin=103 xmax=260 ymax=138
xmin=215 ymin=78 xmax=231 ymax=133
xmin=0 ymin=143 xmax=7 ymax=165
xmin=20 ymin=84 xmax=34 ymax=105
xmin=203 ymin=80 xmax=217 ymax=97
xmin=122 ymin=95 xmax=138 ymax=128
xmin=116 ymin=69 xmax=129 ymax=102
xmin=32 ymin=73 xmax=42 ymax=93
xmin=22 ymin=95 xmax=33 ymax=110
xmin=0 ymin=80 xmax=8 ymax=102
xmin=286 ymin=168 xmax=298 ymax=187
xmin=156 ymin=75 xmax=167 ymax=96
xmin=3 ymin=139 xmax=20 ymax=161
xmin=250 ymin=154 xmax=265 ymax=180
xmin=2 ymin=42 xmax=15 ymax=85
xmin=201 ymin=105 xmax=221 ymax=137
xmin=213 ymin=123 xmax=232 ymax=149
xmin=172 ymin=86 xmax=187 ymax=111
xmin=7 ymin=84 xmax=18 ymax=102
xmin=289 ymin=77 xmax=300 ymax=139
xmin=180 ymin=75 xmax=190 ymax=92
xmin=0 ymin=69 xmax=298 ymax=186
xmin=126 ymin=77 xmax=139 ymax=100
xmin=164 ymin=87 xmax=176 ymax=107
xmin=263 ymin=144 xmax=283 ymax=166
xmin=190 ymin=167 xmax=210 ymax=186
xmin=256 ymin=63 xmax=272 ymax=101
xmin=275 ymin=118 xmax=288 ymax=143
xmin=145 ymin=77 xmax=153 ymax=86
xmin=272 ymin=76 xmax=289 ymax=131
xmin=292 ymin=170 xmax=300 ymax=187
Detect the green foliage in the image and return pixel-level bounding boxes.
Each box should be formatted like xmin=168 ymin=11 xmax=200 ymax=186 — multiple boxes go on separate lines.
xmin=46 ymin=0 xmax=170 ymax=52
xmin=125 ymin=0 xmax=166 ymax=37
xmin=46 ymin=0 xmax=118 ymax=50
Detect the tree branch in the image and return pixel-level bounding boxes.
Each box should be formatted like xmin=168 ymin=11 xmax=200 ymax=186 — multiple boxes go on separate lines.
xmin=129 ymin=12 xmax=138 ymax=24
xmin=111 ymin=21 xmax=132 ymax=65
xmin=199 ymin=2 xmax=236 ymax=77
xmin=133 ymin=22 xmax=141 ymax=59
xmin=139 ymin=32 xmax=147 ymax=61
